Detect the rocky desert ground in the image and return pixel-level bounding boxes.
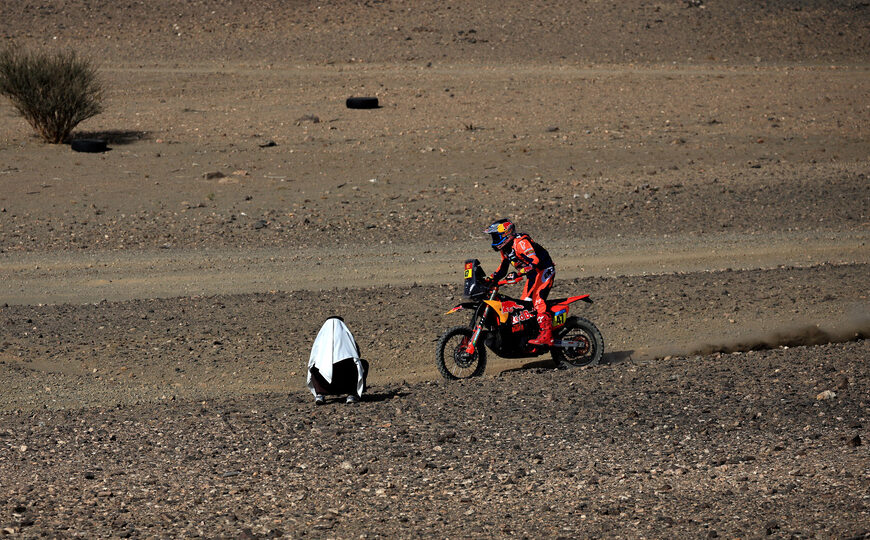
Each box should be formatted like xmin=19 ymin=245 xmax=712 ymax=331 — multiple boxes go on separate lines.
xmin=0 ymin=0 xmax=868 ymax=537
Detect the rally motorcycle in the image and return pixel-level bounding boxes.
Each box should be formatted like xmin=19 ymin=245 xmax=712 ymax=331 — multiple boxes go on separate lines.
xmin=436 ymin=259 xmax=604 ymax=380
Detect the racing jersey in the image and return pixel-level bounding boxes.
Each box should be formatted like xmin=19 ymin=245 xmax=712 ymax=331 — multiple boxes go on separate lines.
xmin=489 ymin=233 xmax=554 ymax=281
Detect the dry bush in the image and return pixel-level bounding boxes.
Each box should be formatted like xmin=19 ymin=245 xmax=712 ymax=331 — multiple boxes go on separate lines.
xmin=0 ymin=47 xmax=103 ymax=143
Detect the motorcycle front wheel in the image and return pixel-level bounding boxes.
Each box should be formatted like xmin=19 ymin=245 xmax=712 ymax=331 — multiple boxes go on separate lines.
xmin=551 ymin=316 xmax=604 ymax=368
xmin=436 ymin=326 xmax=488 ymax=380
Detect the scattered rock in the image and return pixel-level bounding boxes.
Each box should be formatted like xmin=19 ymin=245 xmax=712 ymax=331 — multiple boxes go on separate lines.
xmin=295 ymin=114 xmax=320 ymax=125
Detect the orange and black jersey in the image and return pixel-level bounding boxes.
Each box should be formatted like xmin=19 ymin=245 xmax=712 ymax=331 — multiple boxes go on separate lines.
xmin=489 ymin=233 xmax=554 ymax=281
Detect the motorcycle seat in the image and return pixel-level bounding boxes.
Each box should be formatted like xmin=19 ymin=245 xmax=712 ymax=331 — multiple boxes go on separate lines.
xmin=547 ymin=295 xmax=592 ymax=312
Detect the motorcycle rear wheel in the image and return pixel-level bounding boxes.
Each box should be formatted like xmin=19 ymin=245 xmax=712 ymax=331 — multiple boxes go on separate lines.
xmin=436 ymin=326 xmax=487 ymax=380
xmin=551 ymin=316 xmax=604 ymax=368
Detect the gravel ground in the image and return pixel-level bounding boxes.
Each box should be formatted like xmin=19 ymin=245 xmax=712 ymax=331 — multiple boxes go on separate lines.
xmin=1 ymin=341 xmax=867 ymax=538
xmin=0 ymin=263 xmax=867 ymax=411
xmin=0 ymin=0 xmax=868 ymax=537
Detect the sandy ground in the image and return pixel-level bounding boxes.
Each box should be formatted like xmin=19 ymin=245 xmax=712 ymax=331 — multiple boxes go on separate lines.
xmin=0 ymin=0 xmax=868 ymax=537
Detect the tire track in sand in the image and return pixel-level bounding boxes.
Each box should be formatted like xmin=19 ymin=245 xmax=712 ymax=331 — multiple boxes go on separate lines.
xmin=1 ymin=231 xmax=867 ymax=306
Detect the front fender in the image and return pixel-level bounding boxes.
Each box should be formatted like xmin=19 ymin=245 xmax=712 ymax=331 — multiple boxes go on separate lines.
xmin=444 ymin=302 xmax=479 ymax=315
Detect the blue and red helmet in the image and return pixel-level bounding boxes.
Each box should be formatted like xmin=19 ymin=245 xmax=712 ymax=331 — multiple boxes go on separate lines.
xmin=484 ymin=219 xmax=516 ymax=250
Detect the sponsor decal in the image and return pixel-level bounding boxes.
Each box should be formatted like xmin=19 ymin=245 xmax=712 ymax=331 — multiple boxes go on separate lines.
xmin=511 ymin=311 xmax=534 ymax=325
xmin=500 ymin=300 xmax=524 ymax=314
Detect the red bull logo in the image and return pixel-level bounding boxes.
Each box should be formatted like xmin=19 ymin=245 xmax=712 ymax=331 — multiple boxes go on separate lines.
xmin=500 ymin=300 xmax=524 ymax=313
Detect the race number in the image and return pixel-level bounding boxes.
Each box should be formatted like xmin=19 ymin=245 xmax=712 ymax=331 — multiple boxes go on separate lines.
xmin=553 ymin=310 xmax=567 ymax=327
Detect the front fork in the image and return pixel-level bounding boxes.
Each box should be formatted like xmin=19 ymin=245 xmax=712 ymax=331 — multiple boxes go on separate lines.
xmin=465 ymin=289 xmax=497 ymax=354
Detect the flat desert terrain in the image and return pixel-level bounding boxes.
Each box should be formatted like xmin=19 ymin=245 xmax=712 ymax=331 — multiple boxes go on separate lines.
xmin=0 ymin=0 xmax=868 ymax=537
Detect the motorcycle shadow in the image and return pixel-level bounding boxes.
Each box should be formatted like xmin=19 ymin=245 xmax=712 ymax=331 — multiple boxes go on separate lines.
xmin=501 ymin=349 xmax=635 ymax=374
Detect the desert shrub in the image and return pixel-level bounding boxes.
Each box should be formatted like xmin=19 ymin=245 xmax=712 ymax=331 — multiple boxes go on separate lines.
xmin=0 ymin=47 xmax=103 ymax=143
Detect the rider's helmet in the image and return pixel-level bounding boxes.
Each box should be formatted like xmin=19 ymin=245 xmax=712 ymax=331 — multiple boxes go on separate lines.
xmin=484 ymin=219 xmax=516 ymax=251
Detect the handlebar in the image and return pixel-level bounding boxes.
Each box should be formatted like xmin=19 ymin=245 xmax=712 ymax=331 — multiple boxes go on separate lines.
xmin=466 ymin=260 xmax=523 ymax=298
xmin=483 ymin=275 xmax=523 ymax=288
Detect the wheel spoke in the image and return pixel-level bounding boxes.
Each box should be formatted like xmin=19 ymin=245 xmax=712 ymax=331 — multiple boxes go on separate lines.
xmin=448 ymin=335 xmax=478 ymax=376
xmin=437 ymin=326 xmax=488 ymax=380
xmin=552 ymin=318 xmax=603 ymax=368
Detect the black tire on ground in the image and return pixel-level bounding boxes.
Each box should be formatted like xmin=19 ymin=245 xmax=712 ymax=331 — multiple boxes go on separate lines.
xmin=436 ymin=326 xmax=487 ymax=380
xmin=70 ymin=139 xmax=108 ymax=153
xmin=551 ymin=316 xmax=604 ymax=368
xmin=346 ymin=97 xmax=379 ymax=109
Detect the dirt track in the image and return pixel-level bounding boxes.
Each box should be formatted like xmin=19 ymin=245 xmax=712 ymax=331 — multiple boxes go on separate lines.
xmin=2 ymin=231 xmax=867 ymax=305
xmin=0 ymin=0 xmax=869 ymax=537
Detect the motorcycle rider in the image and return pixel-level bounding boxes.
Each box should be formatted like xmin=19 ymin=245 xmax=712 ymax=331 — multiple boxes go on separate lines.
xmin=483 ymin=218 xmax=556 ymax=346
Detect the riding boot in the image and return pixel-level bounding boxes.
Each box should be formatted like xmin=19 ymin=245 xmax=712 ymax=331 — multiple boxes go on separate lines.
xmin=528 ymin=314 xmax=554 ymax=346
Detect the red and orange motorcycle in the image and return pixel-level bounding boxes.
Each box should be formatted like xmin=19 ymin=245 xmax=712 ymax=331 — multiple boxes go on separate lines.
xmin=437 ymin=259 xmax=604 ymax=379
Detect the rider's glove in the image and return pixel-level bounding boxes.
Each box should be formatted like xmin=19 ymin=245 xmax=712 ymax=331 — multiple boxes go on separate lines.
xmin=505 ymin=272 xmax=520 ymax=282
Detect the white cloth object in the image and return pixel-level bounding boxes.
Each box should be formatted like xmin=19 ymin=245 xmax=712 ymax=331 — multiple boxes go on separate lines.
xmin=307 ymin=317 xmax=365 ymax=398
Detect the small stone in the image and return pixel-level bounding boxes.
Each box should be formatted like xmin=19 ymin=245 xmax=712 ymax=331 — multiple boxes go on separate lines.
xmin=259 ymin=140 xmax=277 ymax=148
xmin=204 ymin=171 xmax=225 ymax=179
xmin=295 ymin=114 xmax=320 ymax=125
xmin=816 ymin=390 xmax=836 ymax=400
